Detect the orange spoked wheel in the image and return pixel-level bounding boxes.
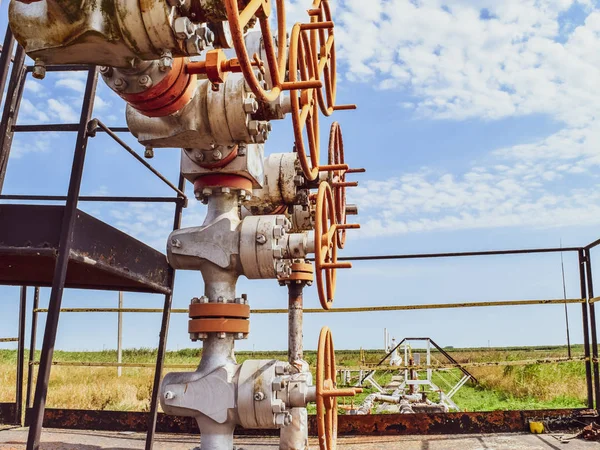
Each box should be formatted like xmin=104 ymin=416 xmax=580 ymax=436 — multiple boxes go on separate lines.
xmin=224 ymin=0 xmax=287 ymax=103
xmin=289 ymin=23 xmax=321 ymax=181
xmin=324 ymin=122 xmax=363 ymax=249
xmin=314 ymin=181 xmax=351 ymax=309
xmin=316 ymin=326 xmax=362 ymax=450
xmin=328 ymin=122 xmax=347 ymax=248
xmin=308 ymin=0 xmax=356 ymax=115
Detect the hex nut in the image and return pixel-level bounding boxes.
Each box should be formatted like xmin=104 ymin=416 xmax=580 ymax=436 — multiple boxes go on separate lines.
xmin=243 ymin=97 xmax=259 ymax=114
xmin=248 ymin=120 xmax=260 ymax=136
xmin=138 ymin=75 xmax=153 ymax=88
xmin=199 ymin=296 xmax=209 ymax=304
xmin=32 ymin=60 xmax=46 ymax=80
xmin=212 ymin=149 xmax=223 ymax=160
xmin=174 ymin=17 xmax=194 ymax=40
xmin=113 ymin=78 xmax=127 ymax=91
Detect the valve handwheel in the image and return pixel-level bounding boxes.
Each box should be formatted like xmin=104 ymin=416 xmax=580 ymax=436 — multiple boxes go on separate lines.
xmin=316 ymin=326 xmax=362 ymax=450
xmin=314 ymin=181 xmax=350 ymax=309
xmin=328 ymin=122 xmax=347 ymax=248
xmin=224 ymin=0 xmax=287 ymax=103
xmin=289 ymin=23 xmax=321 ymax=181
xmin=309 ymin=0 xmax=337 ymax=116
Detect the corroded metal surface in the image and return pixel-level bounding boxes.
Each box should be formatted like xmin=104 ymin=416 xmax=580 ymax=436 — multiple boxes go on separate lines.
xmin=0 ymin=403 xmax=16 ymax=425
xmin=0 ymin=205 xmax=171 ymax=294
xmin=22 ymin=408 xmax=596 ymax=436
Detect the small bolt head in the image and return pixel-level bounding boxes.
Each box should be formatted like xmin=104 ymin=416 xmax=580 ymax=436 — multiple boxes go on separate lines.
xmin=256 ymin=234 xmax=267 ymax=245
xmin=159 ymin=51 xmax=173 ymax=72
xmin=221 ymin=187 xmax=231 ymax=195
xmin=199 ymin=296 xmax=209 ymax=304
xmin=254 ymin=392 xmax=265 ymax=401
xmin=194 ymin=191 xmax=203 ymax=200
xmin=293 ymin=175 xmax=304 ymax=186
xmin=238 ymin=145 xmax=247 ymax=157
xmin=138 ymin=75 xmax=153 ymax=88
xmin=218 ymin=332 xmax=226 ymax=339
xmin=217 ymin=296 xmax=225 ymax=303
xmin=194 ymin=151 xmax=205 ymax=161
xmin=235 ymin=333 xmax=245 ymax=340
xmin=164 ymin=391 xmax=175 ymax=400
xmin=113 ymin=78 xmax=127 ymax=91
xmin=202 ymin=187 xmax=213 ymax=197
xmin=144 ymin=146 xmax=154 ymax=159
xmin=99 ymin=66 xmax=113 ymax=76
xmin=243 ymin=97 xmax=259 ymax=114
xmin=242 ymin=294 xmax=248 ymax=304
xmin=191 ymin=297 xmax=200 ymax=304
xmin=212 ymin=149 xmax=223 ymax=160
xmin=171 ymin=238 xmax=181 ymax=248
xmin=198 ymin=333 xmax=208 ymax=340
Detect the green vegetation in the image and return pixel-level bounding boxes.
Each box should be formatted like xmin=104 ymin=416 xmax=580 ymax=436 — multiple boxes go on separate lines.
xmin=0 ymin=344 xmax=588 ymax=413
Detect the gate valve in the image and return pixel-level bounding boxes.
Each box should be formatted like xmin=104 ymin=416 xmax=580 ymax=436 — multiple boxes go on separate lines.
xmin=316 ymin=326 xmax=362 ymax=450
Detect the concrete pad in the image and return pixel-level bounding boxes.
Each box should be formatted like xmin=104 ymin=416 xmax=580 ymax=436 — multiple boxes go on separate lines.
xmin=0 ymin=428 xmax=597 ymax=450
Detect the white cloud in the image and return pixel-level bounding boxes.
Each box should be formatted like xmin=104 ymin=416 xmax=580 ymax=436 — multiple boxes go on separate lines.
xmin=19 ymin=98 xmax=50 ymax=123
xmin=10 ymin=133 xmax=57 ymax=159
xmin=337 ymin=0 xmax=598 ymax=125
xmin=47 ymin=98 xmax=78 ymax=122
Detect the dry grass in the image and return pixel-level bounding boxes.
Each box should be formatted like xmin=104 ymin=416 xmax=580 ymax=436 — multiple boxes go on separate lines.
xmin=0 ymin=345 xmax=588 ymax=412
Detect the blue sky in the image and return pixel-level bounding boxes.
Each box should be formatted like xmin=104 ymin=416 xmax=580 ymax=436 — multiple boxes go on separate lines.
xmin=1 ymin=0 xmax=600 ymax=354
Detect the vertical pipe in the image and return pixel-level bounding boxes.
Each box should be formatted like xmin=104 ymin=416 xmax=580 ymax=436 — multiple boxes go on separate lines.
xmin=0 ymin=45 xmax=26 ymax=193
xmin=15 ymin=286 xmax=27 ymax=425
xmin=0 ymin=29 xmax=16 ymax=105
xmin=27 ymin=68 xmax=98 ymax=450
xmin=25 ymin=288 xmax=40 ymax=410
xmin=585 ymin=249 xmax=600 ymax=411
xmin=578 ymin=249 xmax=594 ymax=409
xmin=144 ymin=176 xmax=185 ymax=450
xmin=288 ymin=283 xmax=304 ymax=365
xmin=117 ymin=291 xmax=123 ymax=378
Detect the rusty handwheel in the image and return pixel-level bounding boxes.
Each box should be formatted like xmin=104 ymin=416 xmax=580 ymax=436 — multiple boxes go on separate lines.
xmin=289 ymin=23 xmax=321 ymax=181
xmin=316 ymin=326 xmax=362 ymax=450
xmin=308 ymin=0 xmax=356 ymax=115
xmin=328 ymin=122 xmax=348 ymax=248
xmin=224 ymin=0 xmax=287 ymax=103
xmin=314 ymin=181 xmax=350 ymax=309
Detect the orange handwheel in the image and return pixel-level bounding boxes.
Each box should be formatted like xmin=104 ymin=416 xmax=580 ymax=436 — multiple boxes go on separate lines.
xmin=224 ymin=0 xmax=287 ymax=103
xmin=314 ymin=182 xmax=350 ymax=309
xmin=316 ymin=326 xmax=362 ymax=450
xmin=328 ymin=122 xmax=347 ymax=248
xmin=289 ymin=23 xmax=321 ymax=181
xmin=309 ymin=0 xmax=337 ymax=116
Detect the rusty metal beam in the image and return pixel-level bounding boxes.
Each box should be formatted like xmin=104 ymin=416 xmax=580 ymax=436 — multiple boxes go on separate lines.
xmin=22 ymin=408 xmax=596 ymax=435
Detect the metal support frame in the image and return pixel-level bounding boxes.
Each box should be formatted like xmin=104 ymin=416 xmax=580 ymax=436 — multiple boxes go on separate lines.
xmin=25 ymin=288 xmax=40 ymax=410
xmin=26 ymin=67 xmax=99 ymax=450
xmin=585 ymin=247 xmax=600 ymax=412
xmin=578 ymin=249 xmax=594 ymax=409
xmin=145 ymin=175 xmax=185 ymax=450
xmin=15 ymin=286 xmax=27 ymax=425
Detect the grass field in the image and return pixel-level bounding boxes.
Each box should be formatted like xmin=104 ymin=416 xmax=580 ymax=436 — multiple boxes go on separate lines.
xmin=0 ymin=344 xmax=588 ymax=413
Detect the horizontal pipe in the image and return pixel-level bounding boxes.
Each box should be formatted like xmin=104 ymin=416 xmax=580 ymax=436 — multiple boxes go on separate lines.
xmin=590 ymin=297 xmax=600 ymax=304
xmin=25 ymin=64 xmax=92 ymax=73
xmin=0 ymin=195 xmax=180 ymax=203
xmin=337 ymin=247 xmax=582 ymax=261
xmin=28 ymin=356 xmax=588 ymax=371
xmin=33 ymin=298 xmax=585 ymax=315
xmin=0 ymin=337 xmax=18 ymax=342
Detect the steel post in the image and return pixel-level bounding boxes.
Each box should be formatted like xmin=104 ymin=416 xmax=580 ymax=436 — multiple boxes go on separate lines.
xmin=0 ymin=28 xmax=16 ymax=104
xmin=117 ymin=292 xmax=123 ymax=378
xmin=26 ymin=68 xmax=98 ymax=450
xmin=0 ymin=45 xmax=27 ymax=193
xmin=585 ymin=249 xmax=600 ymax=411
xmin=15 ymin=286 xmax=27 ymax=425
xmin=288 ymin=282 xmax=304 ymax=365
xmin=144 ymin=176 xmax=186 ymax=450
xmin=578 ymin=249 xmax=594 ymax=409
xmin=25 ymin=287 xmax=40 ymax=409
